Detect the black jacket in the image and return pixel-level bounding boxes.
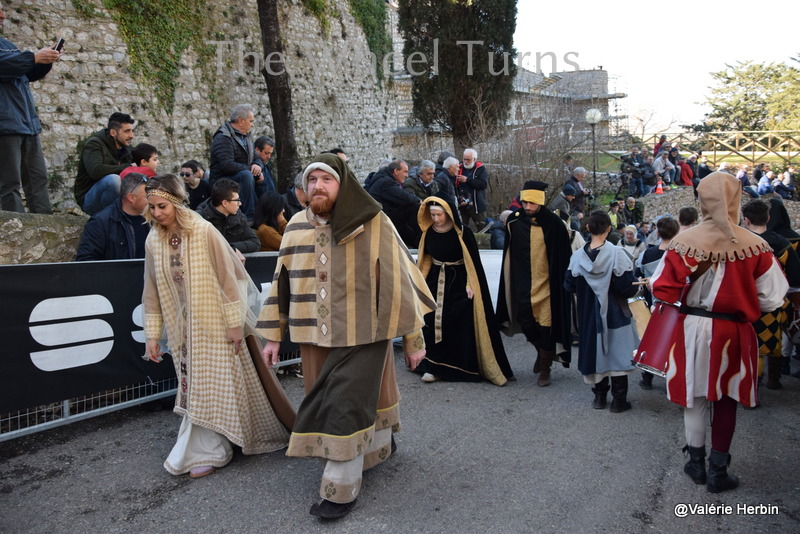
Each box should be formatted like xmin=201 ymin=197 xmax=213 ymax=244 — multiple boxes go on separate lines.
xmin=209 ymin=122 xmax=254 ymax=180
xmin=75 ymin=199 xmax=148 ymax=261
xmin=367 ymin=167 xmax=420 ymax=210
xmin=434 ymin=169 xmax=457 ymax=204
xmin=458 ymin=163 xmax=489 ymax=213
xmin=283 ymin=185 xmax=306 ymax=219
xmin=196 ymin=198 xmax=260 ymax=253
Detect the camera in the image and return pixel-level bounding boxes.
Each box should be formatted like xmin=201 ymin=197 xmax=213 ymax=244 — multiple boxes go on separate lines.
xmin=620 ymin=153 xmax=642 ymax=178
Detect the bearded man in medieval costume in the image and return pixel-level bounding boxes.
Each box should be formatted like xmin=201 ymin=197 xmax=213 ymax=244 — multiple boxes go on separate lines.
xmin=257 ymin=154 xmax=435 ymax=520
xmin=496 ymin=181 xmax=573 ymax=386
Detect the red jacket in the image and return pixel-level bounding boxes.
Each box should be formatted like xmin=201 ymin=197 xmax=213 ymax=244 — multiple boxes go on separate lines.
xmin=678 ymin=161 xmax=694 ymax=186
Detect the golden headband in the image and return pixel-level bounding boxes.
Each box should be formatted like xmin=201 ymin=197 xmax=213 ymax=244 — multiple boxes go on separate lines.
xmin=520 ymin=189 xmax=545 ymax=206
xmin=146 ymin=189 xmax=183 ymax=206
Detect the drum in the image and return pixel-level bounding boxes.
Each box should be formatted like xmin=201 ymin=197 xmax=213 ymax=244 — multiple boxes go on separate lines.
xmin=631 ymin=300 xmax=683 ymax=378
xmin=628 ymin=295 xmax=650 ymax=340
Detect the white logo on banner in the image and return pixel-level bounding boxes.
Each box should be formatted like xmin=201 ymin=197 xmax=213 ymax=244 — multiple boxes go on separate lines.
xmin=29 ymin=295 xmax=115 ymax=371
xmin=131 ymin=304 xmax=145 ymax=344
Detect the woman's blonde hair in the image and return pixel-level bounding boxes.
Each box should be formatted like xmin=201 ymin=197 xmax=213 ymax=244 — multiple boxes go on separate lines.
xmin=143 ymin=173 xmax=196 ymax=235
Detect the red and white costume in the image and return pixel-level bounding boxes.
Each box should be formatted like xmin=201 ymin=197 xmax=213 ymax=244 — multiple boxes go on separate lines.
xmin=651 ymin=251 xmax=787 ymax=408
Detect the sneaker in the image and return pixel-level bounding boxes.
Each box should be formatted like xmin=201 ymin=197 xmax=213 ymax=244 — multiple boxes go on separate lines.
xmin=671 ymin=184 xmax=679 ymax=190
xmin=421 ymin=373 xmax=440 ymax=382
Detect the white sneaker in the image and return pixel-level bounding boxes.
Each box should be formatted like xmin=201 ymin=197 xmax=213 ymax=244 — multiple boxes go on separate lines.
xmin=421 ymin=373 xmax=440 ymax=382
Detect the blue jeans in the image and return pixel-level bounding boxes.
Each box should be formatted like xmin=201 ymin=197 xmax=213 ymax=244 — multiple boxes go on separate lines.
xmin=82 ymin=174 xmax=121 ymax=215
xmin=629 ymin=177 xmax=644 ymax=198
xmin=742 ymin=186 xmax=759 ymax=199
xmin=216 ymin=169 xmax=256 ymax=219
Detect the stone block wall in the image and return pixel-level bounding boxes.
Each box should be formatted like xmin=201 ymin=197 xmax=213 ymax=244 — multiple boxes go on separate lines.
xmin=3 ymin=0 xmax=397 ymax=210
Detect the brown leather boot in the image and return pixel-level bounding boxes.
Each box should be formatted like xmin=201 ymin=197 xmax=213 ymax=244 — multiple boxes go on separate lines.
xmin=536 ymin=351 xmax=554 ymax=387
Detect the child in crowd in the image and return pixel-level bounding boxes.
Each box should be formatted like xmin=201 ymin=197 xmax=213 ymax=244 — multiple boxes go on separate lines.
xmin=565 ymin=210 xmax=639 ymax=412
xmin=120 ymin=143 xmax=160 ymax=179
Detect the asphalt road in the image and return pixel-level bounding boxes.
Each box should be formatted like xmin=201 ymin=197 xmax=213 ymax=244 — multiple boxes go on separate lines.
xmin=1 ymin=334 xmax=798 ymax=534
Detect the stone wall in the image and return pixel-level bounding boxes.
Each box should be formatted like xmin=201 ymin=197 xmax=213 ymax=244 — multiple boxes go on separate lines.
xmin=0 ymin=211 xmax=86 ymax=264
xmin=3 ymin=0 xmax=397 ymax=210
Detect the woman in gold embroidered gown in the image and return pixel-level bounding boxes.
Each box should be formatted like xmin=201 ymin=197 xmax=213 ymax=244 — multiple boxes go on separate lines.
xmin=142 ymin=174 xmax=289 ymax=478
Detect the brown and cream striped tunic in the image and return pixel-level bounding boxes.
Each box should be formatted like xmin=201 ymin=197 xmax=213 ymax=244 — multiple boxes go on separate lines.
xmin=257 ymin=210 xmax=434 ymax=351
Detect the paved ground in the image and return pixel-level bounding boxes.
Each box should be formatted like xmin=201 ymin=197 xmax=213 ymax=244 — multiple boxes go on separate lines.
xmin=1 ymin=334 xmax=799 ymax=534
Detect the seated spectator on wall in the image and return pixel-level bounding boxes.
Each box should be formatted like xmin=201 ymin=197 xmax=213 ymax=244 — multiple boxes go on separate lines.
xmin=120 ymin=143 xmax=159 ymax=179
xmin=758 ymin=171 xmax=775 ymax=196
xmin=253 ymin=192 xmax=287 ymax=252
xmin=209 ymin=104 xmax=261 ymax=221
xmin=75 ymin=172 xmax=149 ymax=261
xmin=196 ymin=178 xmax=260 ymax=255
xmin=736 ymin=165 xmax=758 ymax=198
xmin=253 ymin=136 xmax=276 ymax=197
xmin=640 ymin=155 xmax=657 ymax=196
xmin=74 ymin=112 xmax=135 ymax=215
xmin=773 ymin=169 xmax=795 ymax=200
xmin=180 ymin=160 xmax=211 ymax=210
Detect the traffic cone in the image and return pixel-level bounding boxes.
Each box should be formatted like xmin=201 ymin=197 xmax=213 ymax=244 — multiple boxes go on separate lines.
xmin=655 ymin=181 xmax=663 ymax=194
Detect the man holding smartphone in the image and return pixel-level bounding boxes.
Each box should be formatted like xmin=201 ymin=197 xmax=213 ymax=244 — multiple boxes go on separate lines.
xmin=0 ymin=2 xmax=60 ymax=213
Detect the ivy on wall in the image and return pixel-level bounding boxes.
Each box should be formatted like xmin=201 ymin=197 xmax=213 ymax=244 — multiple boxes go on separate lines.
xmin=348 ymin=0 xmax=392 ymax=80
xmin=302 ymin=0 xmax=392 ymax=81
xmin=301 ymin=0 xmax=332 ymax=34
xmin=102 ymin=0 xmax=209 ymax=116
xmin=89 ymin=0 xmax=210 ymax=116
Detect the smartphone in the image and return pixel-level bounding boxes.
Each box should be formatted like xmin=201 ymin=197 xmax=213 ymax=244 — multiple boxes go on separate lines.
xmin=55 ymin=38 xmax=65 ymax=52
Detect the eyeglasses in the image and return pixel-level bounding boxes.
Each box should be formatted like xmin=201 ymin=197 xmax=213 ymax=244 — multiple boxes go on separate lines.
xmin=179 ymin=172 xmax=192 ymax=177
xmin=226 ymin=198 xmax=242 ymax=204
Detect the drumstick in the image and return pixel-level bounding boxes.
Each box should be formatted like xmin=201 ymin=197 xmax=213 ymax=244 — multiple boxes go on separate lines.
xmin=632 ymin=280 xmax=649 ymax=286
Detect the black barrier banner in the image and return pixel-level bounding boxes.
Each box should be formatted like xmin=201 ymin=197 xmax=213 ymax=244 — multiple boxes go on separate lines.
xmin=0 ymin=253 xmax=279 ymax=414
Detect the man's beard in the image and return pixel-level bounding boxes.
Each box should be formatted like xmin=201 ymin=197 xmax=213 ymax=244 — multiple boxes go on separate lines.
xmin=310 ymin=194 xmax=334 ymax=218
xmin=463 ymin=162 xmax=475 ymax=170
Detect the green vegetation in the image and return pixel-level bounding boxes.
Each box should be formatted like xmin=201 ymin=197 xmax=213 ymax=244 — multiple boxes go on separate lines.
xmin=70 ymin=0 xmax=97 ymax=19
xmin=100 ymin=0 xmax=209 ymax=116
xmin=302 ymin=0 xmax=331 ymax=33
xmin=685 ymin=58 xmax=800 ymax=132
xmin=302 ymin=0 xmax=392 ymax=81
xmin=348 ymin=0 xmax=391 ymax=80
xmin=397 ymin=0 xmax=518 ymax=150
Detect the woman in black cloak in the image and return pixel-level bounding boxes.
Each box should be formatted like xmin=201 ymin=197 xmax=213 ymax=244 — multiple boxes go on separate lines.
xmin=414 ymin=195 xmax=514 ymax=385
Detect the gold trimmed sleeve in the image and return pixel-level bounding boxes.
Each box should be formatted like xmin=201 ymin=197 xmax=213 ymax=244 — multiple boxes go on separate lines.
xmin=222 ymin=300 xmax=244 ymax=329
xmin=144 ymin=313 xmax=163 ymax=340
xmin=402 ymin=329 xmax=426 ymax=354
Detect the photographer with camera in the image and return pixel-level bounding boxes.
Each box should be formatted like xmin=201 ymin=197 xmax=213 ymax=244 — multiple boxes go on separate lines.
xmin=620 ymin=146 xmax=645 ymax=198
xmin=565 ymin=167 xmax=593 ymax=219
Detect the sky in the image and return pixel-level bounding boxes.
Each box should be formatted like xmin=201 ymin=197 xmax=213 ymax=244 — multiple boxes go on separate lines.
xmin=513 ymin=0 xmax=798 ymax=133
